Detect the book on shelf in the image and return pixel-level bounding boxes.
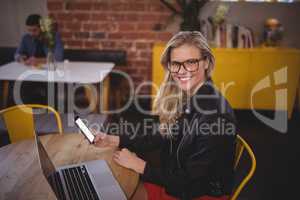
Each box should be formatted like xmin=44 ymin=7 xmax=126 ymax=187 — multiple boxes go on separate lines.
xmin=201 ymin=20 xmax=254 ymax=48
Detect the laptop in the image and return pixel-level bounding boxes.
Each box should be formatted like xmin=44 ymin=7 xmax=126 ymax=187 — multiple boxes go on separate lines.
xmin=35 ymin=134 xmax=127 ymax=200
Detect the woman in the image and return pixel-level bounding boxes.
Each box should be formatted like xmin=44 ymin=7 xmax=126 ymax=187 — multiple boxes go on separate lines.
xmin=94 ymin=31 xmax=237 ymax=200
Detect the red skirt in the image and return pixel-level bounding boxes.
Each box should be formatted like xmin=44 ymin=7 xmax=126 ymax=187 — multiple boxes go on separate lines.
xmin=144 ymin=182 xmax=229 ymax=200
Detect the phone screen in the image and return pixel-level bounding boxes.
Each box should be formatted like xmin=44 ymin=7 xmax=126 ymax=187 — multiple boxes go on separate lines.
xmin=75 ymin=117 xmax=95 ymax=143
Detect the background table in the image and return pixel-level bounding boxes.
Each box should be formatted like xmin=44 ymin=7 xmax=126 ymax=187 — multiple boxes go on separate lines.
xmin=0 ymin=133 xmax=139 ymax=200
xmin=0 ymin=61 xmax=115 ymax=112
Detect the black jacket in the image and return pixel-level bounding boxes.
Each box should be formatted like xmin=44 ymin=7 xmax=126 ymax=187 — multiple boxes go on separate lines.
xmin=119 ymin=80 xmax=237 ymax=200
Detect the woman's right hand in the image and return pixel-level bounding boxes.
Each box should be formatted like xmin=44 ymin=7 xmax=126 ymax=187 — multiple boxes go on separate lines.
xmin=93 ymin=131 xmax=120 ymax=148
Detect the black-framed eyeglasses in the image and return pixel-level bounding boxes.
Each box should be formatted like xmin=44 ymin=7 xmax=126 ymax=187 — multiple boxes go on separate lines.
xmin=167 ymin=57 xmax=206 ymax=73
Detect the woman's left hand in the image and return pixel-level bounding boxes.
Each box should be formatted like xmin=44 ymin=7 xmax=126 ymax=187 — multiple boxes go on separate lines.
xmin=113 ymin=148 xmax=146 ymax=174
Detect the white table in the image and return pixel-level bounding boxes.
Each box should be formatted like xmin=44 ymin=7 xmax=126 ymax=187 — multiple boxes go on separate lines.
xmin=0 ymin=61 xmax=114 ymax=112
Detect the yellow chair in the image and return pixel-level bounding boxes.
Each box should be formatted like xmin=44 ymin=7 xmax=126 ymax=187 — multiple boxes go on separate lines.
xmin=230 ymin=135 xmax=257 ymax=200
xmin=0 ymin=104 xmax=63 ymax=143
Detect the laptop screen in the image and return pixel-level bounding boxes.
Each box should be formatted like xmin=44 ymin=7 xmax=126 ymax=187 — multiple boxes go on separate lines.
xmin=35 ymin=135 xmax=56 ymax=180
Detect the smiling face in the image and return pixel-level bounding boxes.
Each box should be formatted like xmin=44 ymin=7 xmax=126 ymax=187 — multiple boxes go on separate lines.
xmin=169 ymin=44 xmax=208 ymax=92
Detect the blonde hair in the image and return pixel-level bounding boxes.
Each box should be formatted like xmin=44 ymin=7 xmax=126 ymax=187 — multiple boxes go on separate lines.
xmin=153 ymin=31 xmax=215 ymax=135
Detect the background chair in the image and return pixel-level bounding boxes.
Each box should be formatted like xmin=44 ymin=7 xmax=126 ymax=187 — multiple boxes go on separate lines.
xmin=230 ymin=134 xmax=257 ymax=200
xmin=0 ymin=104 xmax=62 ymax=143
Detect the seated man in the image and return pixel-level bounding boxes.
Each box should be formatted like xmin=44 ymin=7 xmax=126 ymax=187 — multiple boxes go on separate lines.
xmin=14 ymin=14 xmax=64 ymax=105
xmin=15 ymin=14 xmax=63 ymax=65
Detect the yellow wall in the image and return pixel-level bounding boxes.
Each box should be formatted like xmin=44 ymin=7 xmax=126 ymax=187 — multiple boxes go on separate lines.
xmin=152 ymin=44 xmax=300 ymax=118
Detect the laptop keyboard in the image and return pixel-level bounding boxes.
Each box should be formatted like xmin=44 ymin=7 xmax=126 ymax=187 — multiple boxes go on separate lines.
xmin=48 ymin=171 xmax=67 ymax=200
xmin=61 ymin=165 xmax=100 ymax=200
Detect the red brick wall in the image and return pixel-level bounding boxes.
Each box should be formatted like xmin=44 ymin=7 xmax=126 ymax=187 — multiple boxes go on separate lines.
xmin=47 ymin=0 xmax=173 ymax=94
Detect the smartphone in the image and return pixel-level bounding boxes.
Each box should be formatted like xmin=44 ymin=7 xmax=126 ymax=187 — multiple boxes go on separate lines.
xmin=74 ymin=116 xmax=95 ymax=144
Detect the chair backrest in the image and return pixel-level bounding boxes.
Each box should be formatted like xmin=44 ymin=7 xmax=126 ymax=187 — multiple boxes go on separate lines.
xmin=0 ymin=104 xmax=62 ymax=143
xmin=230 ymin=135 xmax=256 ymax=200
